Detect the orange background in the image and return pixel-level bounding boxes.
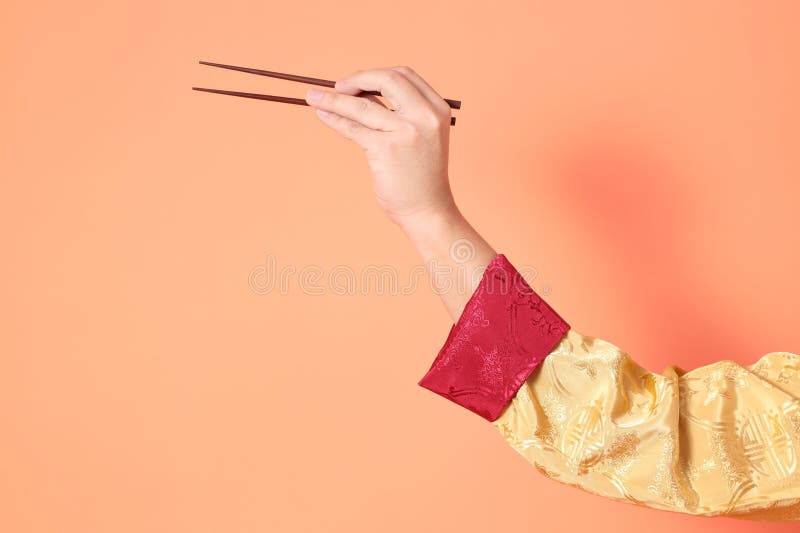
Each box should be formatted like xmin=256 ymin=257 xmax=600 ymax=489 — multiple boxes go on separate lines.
xmin=3 ymin=1 xmax=800 ymax=531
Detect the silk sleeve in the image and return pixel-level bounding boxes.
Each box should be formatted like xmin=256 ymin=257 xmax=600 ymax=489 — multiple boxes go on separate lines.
xmin=417 ymin=253 xmax=800 ymax=521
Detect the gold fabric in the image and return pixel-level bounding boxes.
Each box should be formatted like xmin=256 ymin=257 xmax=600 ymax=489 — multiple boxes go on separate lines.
xmin=492 ymin=328 xmax=800 ymax=521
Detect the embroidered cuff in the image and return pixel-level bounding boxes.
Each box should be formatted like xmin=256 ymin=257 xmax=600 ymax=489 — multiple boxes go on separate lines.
xmin=417 ymin=253 xmax=570 ymax=422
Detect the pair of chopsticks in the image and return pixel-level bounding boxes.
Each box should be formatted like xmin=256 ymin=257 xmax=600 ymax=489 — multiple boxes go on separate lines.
xmin=192 ymin=61 xmax=460 ymax=126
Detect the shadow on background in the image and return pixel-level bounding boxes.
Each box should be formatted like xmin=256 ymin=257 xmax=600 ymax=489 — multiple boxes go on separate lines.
xmin=543 ymin=127 xmax=769 ymax=371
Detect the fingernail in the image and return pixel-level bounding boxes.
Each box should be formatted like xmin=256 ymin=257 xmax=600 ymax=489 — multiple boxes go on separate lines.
xmin=306 ymin=89 xmax=323 ymax=103
xmin=316 ymin=108 xmax=330 ymax=118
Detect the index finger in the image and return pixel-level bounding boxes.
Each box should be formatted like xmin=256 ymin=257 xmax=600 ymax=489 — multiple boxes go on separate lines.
xmin=389 ymin=66 xmax=453 ymax=115
xmin=334 ymin=69 xmax=430 ymax=120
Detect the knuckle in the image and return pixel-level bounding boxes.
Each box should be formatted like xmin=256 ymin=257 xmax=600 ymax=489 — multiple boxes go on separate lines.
xmin=399 ymin=122 xmax=422 ymax=141
xmin=344 ymin=118 xmax=363 ymax=136
xmin=435 ymin=100 xmax=452 ymax=116
xmin=382 ymin=69 xmax=405 ymax=85
xmin=420 ymin=108 xmax=444 ymax=129
xmin=392 ymin=65 xmax=415 ymax=76
xmin=354 ymin=96 xmax=370 ymax=114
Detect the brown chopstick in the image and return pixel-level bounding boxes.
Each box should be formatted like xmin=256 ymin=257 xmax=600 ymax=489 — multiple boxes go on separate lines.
xmin=193 ymin=60 xmax=459 ymax=126
xmin=192 ymin=87 xmax=310 ymax=107
xmin=192 ymin=86 xmax=457 ymax=126
xmin=198 ymin=61 xmax=461 ymax=110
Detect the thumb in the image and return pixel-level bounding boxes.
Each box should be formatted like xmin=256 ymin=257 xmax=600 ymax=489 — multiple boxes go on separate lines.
xmin=333 ymin=81 xmax=390 ymax=109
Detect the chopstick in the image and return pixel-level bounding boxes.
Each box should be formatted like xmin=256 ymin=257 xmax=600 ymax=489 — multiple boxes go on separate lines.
xmin=192 ymin=60 xmax=459 ymax=126
xmin=192 ymin=87 xmax=310 ymax=107
xmin=198 ymin=61 xmax=461 ymax=110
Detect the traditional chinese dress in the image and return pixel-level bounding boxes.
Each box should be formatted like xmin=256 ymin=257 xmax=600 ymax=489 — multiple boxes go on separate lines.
xmin=418 ymin=254 xmax=800 ymax=521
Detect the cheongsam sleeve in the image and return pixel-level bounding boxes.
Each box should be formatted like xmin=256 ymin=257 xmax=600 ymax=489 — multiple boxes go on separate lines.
xmin=417 ymin=253 xmax=800 ymax=521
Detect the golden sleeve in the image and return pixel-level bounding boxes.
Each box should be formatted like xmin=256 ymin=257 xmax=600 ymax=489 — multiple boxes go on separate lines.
xmin=418 ymin=254 xmax=800 ymax=521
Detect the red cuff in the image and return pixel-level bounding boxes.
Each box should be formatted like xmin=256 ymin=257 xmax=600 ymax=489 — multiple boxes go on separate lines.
xmin=417 ymin=253 xmax=570 ymax=422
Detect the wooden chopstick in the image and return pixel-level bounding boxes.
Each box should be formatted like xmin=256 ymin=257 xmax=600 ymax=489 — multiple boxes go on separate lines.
xmin=198 ymin=60 xmax=461 ymax=110
xmin=192 ymin=87 xmax=309 ymax=107
xmin=192 ymin=86 xmax=457 ymax=126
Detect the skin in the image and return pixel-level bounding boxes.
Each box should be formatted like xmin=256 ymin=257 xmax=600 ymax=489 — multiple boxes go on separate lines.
xmin=304 ymin=67 xmax=497 ymax=322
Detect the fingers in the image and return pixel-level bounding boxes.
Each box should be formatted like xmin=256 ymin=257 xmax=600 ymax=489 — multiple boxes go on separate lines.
xmin=308 ymin=67 xmax=449 ymax=147
xmin=388 ymin=66 xmax=452 ymax=116
xmin=305 ymin=87 xmax=400 ymax=132
xmin=312 ymin=107 xmax=381 ymax=148
xmin=333 ymin=69 xmax=431 ymax=121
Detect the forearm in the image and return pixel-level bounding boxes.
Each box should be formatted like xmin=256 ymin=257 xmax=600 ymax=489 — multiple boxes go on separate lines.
xmin=396 ymin=201 xmax=497 ymax=322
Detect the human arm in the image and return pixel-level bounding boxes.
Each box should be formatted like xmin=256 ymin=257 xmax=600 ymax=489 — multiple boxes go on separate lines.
xmin=304 ymin=67 xmax=800 ymax=521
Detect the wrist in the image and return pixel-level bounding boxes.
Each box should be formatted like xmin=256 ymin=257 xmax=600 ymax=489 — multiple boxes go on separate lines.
xmin=394 ymin=198 xmax=463 ymax=235
xmin=393 ymin=197 xmax=497 ymax=322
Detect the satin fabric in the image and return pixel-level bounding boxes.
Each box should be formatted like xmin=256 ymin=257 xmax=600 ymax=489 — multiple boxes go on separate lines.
xmin=417 ymin=254 xmax=570 ymax=421
xmin=418 ymin=253 xmax=800 ymax=521
xmin=492 ymin=329 xmax=800 ymax=520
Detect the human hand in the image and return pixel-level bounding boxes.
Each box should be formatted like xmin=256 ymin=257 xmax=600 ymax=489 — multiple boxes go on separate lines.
xmin=304 ymin=67 xmax=456 ymax=226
